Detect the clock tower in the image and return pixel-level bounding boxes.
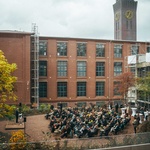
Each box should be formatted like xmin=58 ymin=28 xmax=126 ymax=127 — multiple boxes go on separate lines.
xmin=113 ymin=0 xmax=138 ymax=41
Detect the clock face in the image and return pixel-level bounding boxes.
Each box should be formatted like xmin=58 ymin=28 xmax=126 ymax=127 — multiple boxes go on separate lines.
xmin=115 ymin=12 xmax=120 ymax=21
xmin=125 ymin=10 xmax=133 ymax=19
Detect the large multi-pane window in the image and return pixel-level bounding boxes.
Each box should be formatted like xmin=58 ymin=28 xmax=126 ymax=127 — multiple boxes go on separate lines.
xmin=114 ymin=62 xmax=122 ymax=76
xmin=57 ymin=42 xmax=67 ymax=56
xmin=39 ymin=82 xmax=47 ymax=97
xmin=77 ymin=43 xmax=86 ymax=56
xmin=96 ymin=43 xmax=105 ymax=57
xmin=114 ymin=45 xmax=122 ymax=58
xmin=114 ymin=81 xmax=121 ymax=96
xmin=131 ymin=45 xmax=139 ymax=55
xmin=77 ymin=61 xmax=86 ymax=77
xmin=147 ymin=46 xmax=150 ymax=53
xmin=39 ymin=41 xmax=47 ymax=56
xmin=96 ymin=81 xmax=105 ymax=96
xmin=57 ymin=82 xmax=67 ymax=97
xmin=96 ymin=62 xmax=105 ymax=76
xmin=57 ymin=61 xmax=67 ymax=77
xmin=130 ymin=66 xmax=136 ymax=76
xmin=77 ymin=82 xmax=86 ymax=96
xmin=39 ymin=61 xmax=47 ymax=76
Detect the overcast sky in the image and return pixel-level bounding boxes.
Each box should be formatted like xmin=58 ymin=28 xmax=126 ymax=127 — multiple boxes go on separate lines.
xmin=0 ymin=0 xmax=150 ymax=41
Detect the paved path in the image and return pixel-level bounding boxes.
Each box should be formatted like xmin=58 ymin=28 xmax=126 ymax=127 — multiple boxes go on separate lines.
xmin=0 ymin=114 xmax=135 ymax=142
xmin=25 ymin=114 xmax=50 ymax=142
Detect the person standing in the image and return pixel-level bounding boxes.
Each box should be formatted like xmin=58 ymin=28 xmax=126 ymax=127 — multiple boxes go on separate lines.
xmin=15 ymin=108 xmax=19 ymax=123
xmin=132 ymin=115 xmax=139 ymax=134
xmin=115 ymin=103 xmax=119 ymax=113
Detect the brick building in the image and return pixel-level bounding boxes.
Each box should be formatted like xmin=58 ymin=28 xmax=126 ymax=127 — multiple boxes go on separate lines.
xmin=1 ymin=0 xmax=149 ymax=108
xmin=0 ymin=31 xmax=31 ymax=105
xmin=0 ymin=30 xmax=149 ymax=107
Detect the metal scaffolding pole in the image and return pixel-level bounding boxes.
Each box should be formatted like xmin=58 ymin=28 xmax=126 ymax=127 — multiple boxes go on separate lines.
xmin=31 ymin=23 xmax=39 ymax=109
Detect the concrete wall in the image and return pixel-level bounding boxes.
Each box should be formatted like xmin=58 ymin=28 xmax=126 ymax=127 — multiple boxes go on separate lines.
xmin=98 ymin=143 xmax=150 ymax=150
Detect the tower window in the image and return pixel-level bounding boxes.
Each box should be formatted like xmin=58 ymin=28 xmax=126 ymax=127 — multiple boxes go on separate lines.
xmin=126 ymin=20 xmax=129 ymax=29
xmin=130 ymin=20 xmax=132 ymax=29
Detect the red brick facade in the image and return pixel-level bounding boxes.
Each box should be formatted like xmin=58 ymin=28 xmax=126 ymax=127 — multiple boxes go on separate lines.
xmin=0 ymin=31 xmax=31 ymax=105
xmin=0 ymin=31 xmax=148 ymax=107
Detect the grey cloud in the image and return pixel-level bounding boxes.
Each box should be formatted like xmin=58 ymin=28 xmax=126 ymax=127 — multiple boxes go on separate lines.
xmin=0 ymin=0 xmax=149 ymax=41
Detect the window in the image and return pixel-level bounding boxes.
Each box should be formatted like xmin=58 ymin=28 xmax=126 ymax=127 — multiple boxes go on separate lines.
xmin=96 ymin=81 xmax=105 ymax=96
xmin=114 ymin=62 xmax=122 ymax=76
xmin=131 ymin=45 xmax=139 ymax=55
xmin=126 ymin=20 xmax=132 ymax=30
xmin=77 ymin=43 xmax=86 ymax=56
xmin=57 ymin=61 xmax=67 ymax=77
xmin=77 ymin=102 xmax=86 ymax=107
xmin=130 ymin=20 xmax=132 ymax=29
xmin=96 ymin=43 xmax=105 ymax=57
xmin=96 ymin=62 xmax=105 ymax=76
xmin=57 ymin=42 xmax=67 ymax=56
xmin=39 ymin=41 xmax=47 ymax=56
xmin=114 ymin=81 xmax=121 ymax=96
xmin=39 ymin=82 xmax=47 ymax=97
xmin=77 ymin=61 xmax=86 ymax=77
xmin=39 ymin=61 xmax=47 ymax=76
xmin=96 ymin=101 xmax=105 ymax=107
xmin=130 ymin=67 xmax=136 ymax=76
xmin=114 ymin=45 xmax=122 ymax=58
xmin=147 ymin=46 xmax=150 ymax=53
xmin=57 ymin=82 xmax=67 ymax=97
xmin=116 ymin=22 xmax=119 ymax=31
xmin=126 ymin=20 xmax=128 ymax=30
xmin=117 ymin=22 xmax=119 ymax=30
xmin=57 ymin=102 xmax=68 ymax=108
xmin=77 ymin=82 xmax=86 ymax=96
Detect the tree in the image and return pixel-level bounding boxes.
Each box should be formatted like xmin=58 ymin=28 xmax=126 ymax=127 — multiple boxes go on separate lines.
xmin=114 ymin=72 xmax=136 ymax=104
xmin=136 ymin=72 xmax=150 ymax=100
xmin=0 ymin=50 xmax=17 ymax=117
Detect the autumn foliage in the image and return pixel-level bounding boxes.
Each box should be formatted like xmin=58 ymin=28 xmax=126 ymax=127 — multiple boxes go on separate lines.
xmin=137 ymin=72 xmax=150 ymax=93
xmin=9 ymin=130 xmax=26 ymax=150
xmin=0 ymin=50 xmax=17 ymax=117
xmin=114 ymin=72 xmax=136 ymax=103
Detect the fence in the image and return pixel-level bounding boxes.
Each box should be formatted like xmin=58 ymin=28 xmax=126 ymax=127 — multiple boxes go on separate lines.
xmin=0 ymin=132 xmax=150 ymax=150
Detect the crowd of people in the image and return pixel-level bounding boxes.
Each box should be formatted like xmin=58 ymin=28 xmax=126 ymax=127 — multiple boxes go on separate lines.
xmin=132 ymin=105 xmax=149 ymax=133
xmin=45 ymin=103 xmax=131 ymax=139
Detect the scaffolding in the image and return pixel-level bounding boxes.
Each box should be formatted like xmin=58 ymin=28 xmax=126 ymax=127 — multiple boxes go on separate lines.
xmin=31 ymin=23 xmax=39 ymax=108
xmin=125 ymin=43 xmax=150 ymax=107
